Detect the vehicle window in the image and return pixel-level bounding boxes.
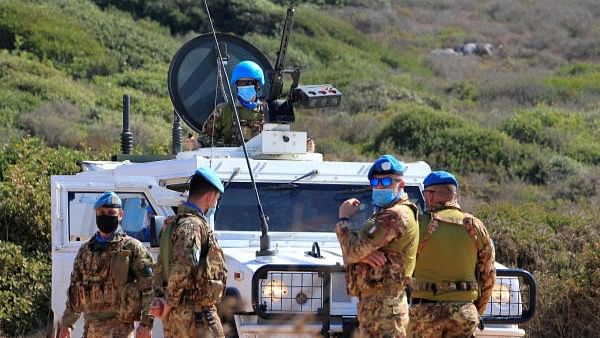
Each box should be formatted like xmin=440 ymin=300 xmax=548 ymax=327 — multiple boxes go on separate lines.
xmin=67 ymin=192 xmax=156 ymax=242
xmin=215 ymin=183 xmax=424 ymax=232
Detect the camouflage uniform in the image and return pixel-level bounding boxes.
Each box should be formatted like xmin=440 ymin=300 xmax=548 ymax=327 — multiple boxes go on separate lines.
xmin=62 ymin=232 xmax=154 ymax=338
xmin=336 ymin=196 xmax=419 ymax=338
xmin=153 ymin=203 xmax=226 ymax=338
xmin=199 ymin=101 xmax=265 ymax=147
xmin=408 ymin=201 xmax=496 ymax=338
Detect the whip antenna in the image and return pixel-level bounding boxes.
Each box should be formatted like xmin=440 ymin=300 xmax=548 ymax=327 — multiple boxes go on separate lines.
xmin=203 ymin=0 xmax=275 ymax=256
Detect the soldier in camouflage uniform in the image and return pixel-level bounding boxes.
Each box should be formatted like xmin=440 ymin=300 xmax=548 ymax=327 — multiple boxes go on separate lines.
xmin=59 ymin=192 xmax=154 ymax=338
xmin=336 ymin=155 xmax=419 ymax=338
xmin=407 ymin=171 xmax=496 ymax=338
xmin=150 ymin=167 xmax=227 ymax=338
xmin=199 ymin=60 xmax=267 ymax=147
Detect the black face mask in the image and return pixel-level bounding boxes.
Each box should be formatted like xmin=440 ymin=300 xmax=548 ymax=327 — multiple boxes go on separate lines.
xmin=96 ymin=215 xmax=119 ymax=234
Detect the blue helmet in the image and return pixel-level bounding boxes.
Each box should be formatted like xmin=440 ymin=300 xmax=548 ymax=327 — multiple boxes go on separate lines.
xmin=230 ymin=60 xmax=265 ymax=86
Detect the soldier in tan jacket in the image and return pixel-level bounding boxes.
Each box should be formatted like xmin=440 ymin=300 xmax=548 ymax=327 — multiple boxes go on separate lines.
xmin=59 ymin=192 xmax=154 ymax=338
xmin=336 ymin=155 xmax=419 ymax=338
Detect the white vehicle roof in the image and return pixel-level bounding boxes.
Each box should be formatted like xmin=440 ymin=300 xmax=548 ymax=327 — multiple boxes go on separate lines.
xmin=78 ymin=153 xmax=431 ymax=188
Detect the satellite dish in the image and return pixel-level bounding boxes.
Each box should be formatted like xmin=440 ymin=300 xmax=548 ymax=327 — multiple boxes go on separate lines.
xmin=167 ymin=33 xmax=274 ymax=132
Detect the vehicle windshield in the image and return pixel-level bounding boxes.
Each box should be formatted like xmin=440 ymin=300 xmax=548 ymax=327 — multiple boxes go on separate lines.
xmin=215 ymin=182 xmax=424 ymax=232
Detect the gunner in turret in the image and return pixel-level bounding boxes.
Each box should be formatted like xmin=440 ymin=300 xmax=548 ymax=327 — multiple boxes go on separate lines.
xmin=199 ymin=60 xmax=267 ymax=147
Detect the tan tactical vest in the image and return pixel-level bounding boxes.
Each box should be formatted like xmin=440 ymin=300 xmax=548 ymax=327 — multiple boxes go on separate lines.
xmin=158 ymin=213 xmax=228 ymax=307
xmin=67 ymin=234 xmax=142 ymax=321
xmin=413 ymin=208 xmax=479 ymax=302
xmin=200 ymin=102 xmax=265 ymax=147
xmin=346 ymin=198 xmax=419 ymax=297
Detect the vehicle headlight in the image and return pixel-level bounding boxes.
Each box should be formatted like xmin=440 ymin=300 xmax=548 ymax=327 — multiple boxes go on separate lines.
xmin=262 ymin=279 xmax=289 ymax=300
xmin=485 ymin=277 xmax=523 ymax=317
xmin=491 ymin=284 xmax=511 ymax=303
xmin=257 ymin=271 xmax=323 ymax=314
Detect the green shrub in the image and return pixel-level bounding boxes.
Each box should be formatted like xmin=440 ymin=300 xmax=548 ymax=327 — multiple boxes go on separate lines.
xmin=502 ymin=108 xmax=600 ymax=165
xmin=0 ymin=0 xmax=117 ymax=78
xmin=58 ymin=0 xmax=177 ymax=70
xmin=91 ymin=0 xmax=282 ymax=36
xmin=546 ymin=67 xmax=600 ymax=102
xmin=475 ymin=200 xmax=600 ymax=337
xmin=18 ymin=101 xmax=88 ymax=148
xmin=475 ymin=72 xmax=552 ymax=106
xmin=0 ymin=241 xmax=50 ymax=336
xmin=0 ymin=137 xmax=91 ymax=252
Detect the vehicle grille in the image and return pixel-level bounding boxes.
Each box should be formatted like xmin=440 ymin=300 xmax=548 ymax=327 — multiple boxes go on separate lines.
xmin=257 ymin=271 xmax=323 ymax=314
xmin=483 ymin=269 xmax=537 ymax=324
xmin=252 ymin=265 xmax=344 ymax=318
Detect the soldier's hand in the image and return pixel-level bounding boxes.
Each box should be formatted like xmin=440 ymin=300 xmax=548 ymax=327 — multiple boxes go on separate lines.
xmin=360 ymin=250 xmax=387 ymax=269
xmin=136 ymin=324 xmax=152 ymax=338
xmin=339 ymin=198 xmax=360 ymax=218
xmin=149 ymin=297 xmax=165 ymax=318
xmin=160 ymin=303 xmax=172 ymax=322
xmin=58 ymin=326 xmax=72 ymax=338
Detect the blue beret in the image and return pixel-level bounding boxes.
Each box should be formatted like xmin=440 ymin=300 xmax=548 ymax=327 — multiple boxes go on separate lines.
xmin=368 ymin=155 xmax=406 ymax=179
xmin=94 ymin=191 xmax=122 ymax=209
xmin=423 ymin=171 xmax=459 ymax=188
xmin=194 ymin=167 xmax=224 ymax=193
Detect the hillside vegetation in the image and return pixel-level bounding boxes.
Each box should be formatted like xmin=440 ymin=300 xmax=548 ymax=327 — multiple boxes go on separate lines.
xmin=0 ymin=0 xmax=599 ymax=336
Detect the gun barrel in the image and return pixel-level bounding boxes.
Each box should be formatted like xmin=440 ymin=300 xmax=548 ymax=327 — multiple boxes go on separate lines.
xmin=269 ymin=2 xmax=296 ymax=101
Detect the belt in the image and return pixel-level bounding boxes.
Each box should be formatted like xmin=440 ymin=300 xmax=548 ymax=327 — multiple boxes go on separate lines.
xmin=413 ymin=281 xmax=478 ymax=293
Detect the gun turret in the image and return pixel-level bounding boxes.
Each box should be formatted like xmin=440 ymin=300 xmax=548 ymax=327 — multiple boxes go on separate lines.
xmin=266 ymin=2 xmax=342 ymax=124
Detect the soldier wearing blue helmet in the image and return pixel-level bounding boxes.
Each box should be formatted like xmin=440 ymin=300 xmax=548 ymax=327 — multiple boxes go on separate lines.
xmin=151 ymin=168 xmax=227 ymax=338
xmin=336 ymin=154 xmax=419 ymax=337
xmin=199 ymin=60 xmax=268 ymax=148
xmin=407 ymin=171 xmax=496 ymax=338
xmin=60 ymin=192 xmax=154 ymax=338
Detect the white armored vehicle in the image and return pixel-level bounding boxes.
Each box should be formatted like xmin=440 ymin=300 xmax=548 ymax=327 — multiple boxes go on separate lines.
xmin=51 ymin=4 xmax=535 ymax=337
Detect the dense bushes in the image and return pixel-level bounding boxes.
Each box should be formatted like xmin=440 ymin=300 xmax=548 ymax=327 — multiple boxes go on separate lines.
xmin=371 ymin=103 xmax=552 ymax=182
xmin=503 ymin=108 xmax=600 ymax=165
xmin=475 ymin=200 xmax=600 ymax=337
xmin=91 ymin=0 xmax=283 ymax=36
xmin=0 ymin=1 xmax=117 ymax=78
xmin=0 ymin=137 xmax=94 ymax=335
xmin=0 ymin=139 xmax=85 ymax=252
xmin=0 ymin=241 xmax=51 ymax=336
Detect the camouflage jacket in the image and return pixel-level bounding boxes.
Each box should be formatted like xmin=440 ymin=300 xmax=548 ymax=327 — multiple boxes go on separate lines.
xmin=336 ymin=196 xmax=419 ymax=296
xmin=62 ymin=231 xmax=154 ymax=328
xmin=419 ymin=202 xmax=496 ymax=314
xmin=153 ymin=203 xmax=226 ymax=308
xmin=199 ymin=101 xmax=266 ymax=147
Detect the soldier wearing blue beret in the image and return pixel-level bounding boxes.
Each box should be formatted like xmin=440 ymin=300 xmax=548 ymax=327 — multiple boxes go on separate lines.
xmin=152 ymin=167 xmax=227 ymax=338
xmin=336 ymin=154 xmax=419 ymax=337
xmin=408 ymin=171 xmax=496 ymax=337
xmin=60 ymin=191 xmax=154 ymax=338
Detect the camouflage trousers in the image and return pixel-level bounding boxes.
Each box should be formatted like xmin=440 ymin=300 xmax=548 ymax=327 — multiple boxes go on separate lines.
xmin=407 ymin=302 xmax=479 ymax=338
xmin=164 ymin=305 xmax=225 ymax=338
xmin=356 ymin=291 xmax=409 ymax=338
xmin=83 ymin=318 xmax=133 ymax=338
